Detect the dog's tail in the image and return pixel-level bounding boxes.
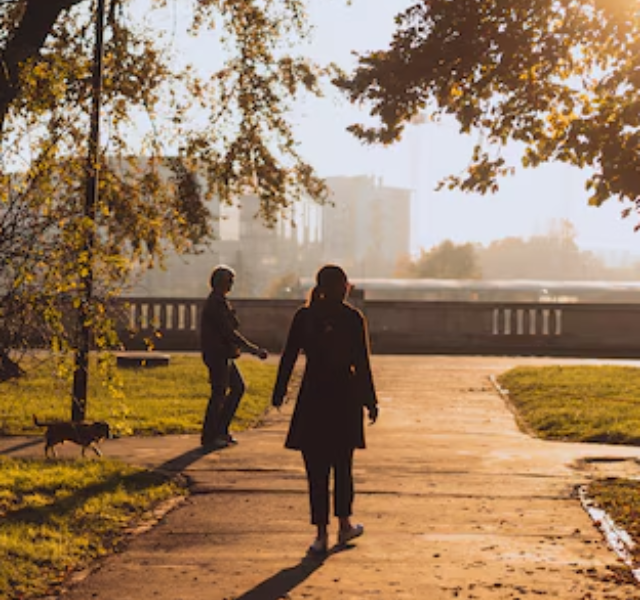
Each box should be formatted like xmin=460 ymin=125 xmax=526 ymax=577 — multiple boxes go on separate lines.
xmin=32 ymin=415 xmax=53 ymax=428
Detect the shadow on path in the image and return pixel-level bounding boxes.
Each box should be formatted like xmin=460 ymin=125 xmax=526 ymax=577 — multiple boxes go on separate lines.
xmin=0 ymin=437 xmax=41 ymax=455
xmin=233 ymin=545 xmax=354 ymax=600
xmin=155 ymin=445 xmax=223 ymax=473
xmin=233 ymin=557 xmax=324 ymax=600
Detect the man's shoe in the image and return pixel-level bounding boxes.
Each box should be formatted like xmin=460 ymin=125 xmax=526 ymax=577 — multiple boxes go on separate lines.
xmin=225 ymin=434 xmax=239 ymax=445
xmin=201 ymin=436 xmax=229 ymax=451
xmin=337 ymin=524 xmax=364 ymax=546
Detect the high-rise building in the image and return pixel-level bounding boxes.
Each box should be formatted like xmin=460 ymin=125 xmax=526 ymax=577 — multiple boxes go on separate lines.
xmin=129 ymin=172 xmax=411 ymax=297
xmin=320 ymin=176 xmax=412 ymax=278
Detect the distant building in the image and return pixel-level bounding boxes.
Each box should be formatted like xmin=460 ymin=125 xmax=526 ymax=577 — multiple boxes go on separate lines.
xmin=320 ymin=176 xmax=412 ymax=278
xmin=130 ymin=195 xmax=236 ymax=298
xmin=130 ymin=172 xmax=411 ymax=297
xmin=130 ymin=192 xmax=323 ymax=298
xmin=230 ymin=194 xmax=322 ymax=297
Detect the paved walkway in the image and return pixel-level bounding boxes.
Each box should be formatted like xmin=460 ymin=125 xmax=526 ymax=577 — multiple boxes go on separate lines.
xmin=4 ymin=356 xmax=640 ymax=599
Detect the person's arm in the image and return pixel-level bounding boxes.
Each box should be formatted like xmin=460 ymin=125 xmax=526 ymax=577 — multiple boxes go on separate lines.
xmin=353 ymin=311 xmax=379 ymax=423
xmin=272 ymin=309 xmax=304 ymax=407
xmin=218 ymin=303 xmax=267 ymax=358
xmin=229 ymin=328 xmax=262 ymax=357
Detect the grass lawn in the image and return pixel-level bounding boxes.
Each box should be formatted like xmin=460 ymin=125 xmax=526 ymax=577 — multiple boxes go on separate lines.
xmin=0 ymin=354 xmax=277 ymax=437
xmin=0 ymin=353 xmax=277 ymax=598
xmin=0 ymin=457 xmax=184 ymax=599
xmin=498 ymin=364 xmax=640 ymax=565
xmin=497 ymin=365 xmax=640 ymax=445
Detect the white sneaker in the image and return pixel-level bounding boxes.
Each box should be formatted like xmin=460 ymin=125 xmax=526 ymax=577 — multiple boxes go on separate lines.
xmin=338 ymin=524 xmax=364 ymax=545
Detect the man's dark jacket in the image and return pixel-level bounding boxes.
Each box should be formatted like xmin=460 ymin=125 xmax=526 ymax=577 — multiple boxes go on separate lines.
xmin=200 ymin=292 xmax=257 ymax=363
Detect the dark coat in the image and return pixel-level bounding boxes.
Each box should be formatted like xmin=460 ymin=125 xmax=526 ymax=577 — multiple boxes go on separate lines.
xmin=200 ymin=292 xmax=258 ymax=364
xmin=272 ymin=300 xmax=378 ymax=452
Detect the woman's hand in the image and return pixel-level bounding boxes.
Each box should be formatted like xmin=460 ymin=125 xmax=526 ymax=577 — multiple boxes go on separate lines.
xmin=367 ymin=405 xmax=379 ymax=424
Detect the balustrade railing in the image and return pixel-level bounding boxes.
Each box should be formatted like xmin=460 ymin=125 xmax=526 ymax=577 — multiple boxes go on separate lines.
xmin=492 ymin=306 xmax=562 ymax=336
xmin=113 ymin=297 xmax=640 ymax=358
xmin=122 ymin=298 xmax=201 ymax=333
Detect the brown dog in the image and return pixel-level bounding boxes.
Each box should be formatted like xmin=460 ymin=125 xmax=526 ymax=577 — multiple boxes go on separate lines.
xmin=33 ymin=415 xmax=111 ymax=458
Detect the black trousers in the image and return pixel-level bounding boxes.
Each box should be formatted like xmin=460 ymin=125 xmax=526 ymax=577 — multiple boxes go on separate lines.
xmin=302 ymin=448 xmax=355 ymax=526
xmin=201 ymin=358 xmax=245 ymax=444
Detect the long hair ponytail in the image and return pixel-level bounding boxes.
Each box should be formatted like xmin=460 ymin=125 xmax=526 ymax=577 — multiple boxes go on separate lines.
xmin=307 ymin=285 xmax=324 ymax=307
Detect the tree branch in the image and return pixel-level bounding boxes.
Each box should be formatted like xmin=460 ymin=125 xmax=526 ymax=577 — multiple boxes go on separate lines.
xmin=0 ymin=0 xmax=84 ymax=132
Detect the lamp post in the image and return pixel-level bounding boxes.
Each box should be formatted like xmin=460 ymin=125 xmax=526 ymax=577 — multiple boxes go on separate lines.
xmin=71 ymin=0 xmax=106 ymax=422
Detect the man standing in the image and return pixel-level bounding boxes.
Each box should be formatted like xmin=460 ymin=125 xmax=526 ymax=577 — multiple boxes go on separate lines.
xmin=200 ymin=265 xmax=268 ymax=449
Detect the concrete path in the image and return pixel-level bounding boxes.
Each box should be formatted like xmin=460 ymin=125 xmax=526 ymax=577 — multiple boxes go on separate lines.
xmin=4 ymin=356 xmax=640 ymax=599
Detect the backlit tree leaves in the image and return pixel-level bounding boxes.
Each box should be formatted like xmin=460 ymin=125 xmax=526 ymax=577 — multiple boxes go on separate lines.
xmin=338 ymin=0 xmax=640 ymax=223
xmin=0 ymin=0 xmax=328 ymax=378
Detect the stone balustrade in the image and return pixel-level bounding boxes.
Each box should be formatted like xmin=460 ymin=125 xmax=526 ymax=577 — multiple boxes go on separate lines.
xmin=114 ymin=297 xmax=640 ymax=358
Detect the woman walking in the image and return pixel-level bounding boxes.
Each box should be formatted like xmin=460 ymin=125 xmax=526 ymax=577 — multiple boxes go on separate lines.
xmin=272 ymin=264 xmax=378 ymax=556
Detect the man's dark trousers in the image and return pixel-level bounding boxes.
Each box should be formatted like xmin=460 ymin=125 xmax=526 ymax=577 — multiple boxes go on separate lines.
xmin=202 ymin=357 xmax=245 ymax=444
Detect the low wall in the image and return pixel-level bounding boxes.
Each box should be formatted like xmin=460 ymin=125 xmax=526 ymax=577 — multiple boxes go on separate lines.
xmin=114 ymin=297 xmax=640 ymax=358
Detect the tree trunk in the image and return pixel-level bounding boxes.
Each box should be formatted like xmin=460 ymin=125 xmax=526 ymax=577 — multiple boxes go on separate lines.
xmin=0 ymin=0 xmax=83 ymax=133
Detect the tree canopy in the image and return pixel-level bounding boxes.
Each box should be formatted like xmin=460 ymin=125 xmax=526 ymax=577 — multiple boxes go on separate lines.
xmin=0 ymin=0 xmax=327 ymax=382
xmin=1 ymin=0 xmax=327 ymax=225
xmin=396 ymin=240 xmax=482 ymax=279
xmin=339 ymin=0 xmax=640 ymax=223
xmin=397 ymin=221 xmax=640 ymax=281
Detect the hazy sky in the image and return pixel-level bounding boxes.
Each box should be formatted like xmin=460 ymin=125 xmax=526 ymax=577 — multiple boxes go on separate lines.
xmin=143 ymin=0 xmax=640 ymax=261
xmin=297 ymin=0 xmax=640 ymax=261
